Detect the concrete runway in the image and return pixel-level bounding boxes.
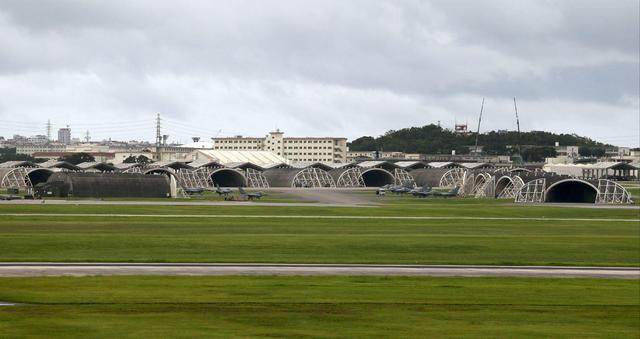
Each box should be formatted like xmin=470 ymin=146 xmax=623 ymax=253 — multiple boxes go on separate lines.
xmin=0 ymin=263 xmax=637 ymax=279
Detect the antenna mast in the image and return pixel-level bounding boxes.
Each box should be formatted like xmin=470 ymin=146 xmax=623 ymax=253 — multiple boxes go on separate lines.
xmin=474 ymin=98 xmax=485 ymax=156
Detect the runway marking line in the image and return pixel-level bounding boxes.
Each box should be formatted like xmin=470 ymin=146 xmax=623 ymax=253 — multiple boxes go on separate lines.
xmin=0 ymin=213 xmax=639 ymax=222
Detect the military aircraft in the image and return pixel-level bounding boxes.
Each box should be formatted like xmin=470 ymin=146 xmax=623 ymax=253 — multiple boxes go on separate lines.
xmin=0 ymin=194 xmax=22 ymax=201
xmin=410 ymin=186 xmax=434 ymax=198
xmin=214 ymin=185 xmax=234 ymax=196
xmin=184 ymin=187 xmax=205 ymax=195
xmin=387 ymin=182 xmax=416 ymax=195
xmin=433 ymin=186 xmax=460 ymax=198
xmin=238 ymin=186 xmax=265 ymax=200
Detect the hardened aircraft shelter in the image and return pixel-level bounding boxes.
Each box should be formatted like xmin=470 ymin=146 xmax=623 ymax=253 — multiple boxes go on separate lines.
xmin=0 ymin=156 xmax=635 ymax=204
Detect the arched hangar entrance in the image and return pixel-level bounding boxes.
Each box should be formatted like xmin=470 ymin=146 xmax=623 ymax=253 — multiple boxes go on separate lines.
xmin=209 ymin=169 xmax=247 ymax=187
xmin=361 ymin=168 xmax=395 ymax=187
xmin=545 ymin=179 xmax=598 ymax=203
xmin=27 ymin=168 xmax=54 ymax=186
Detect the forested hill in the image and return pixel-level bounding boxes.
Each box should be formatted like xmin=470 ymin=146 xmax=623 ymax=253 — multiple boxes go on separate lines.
xmin=349 ymin=124 xmax=607 ymax=156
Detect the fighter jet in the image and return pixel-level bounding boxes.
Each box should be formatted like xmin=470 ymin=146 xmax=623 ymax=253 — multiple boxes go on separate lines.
xmin=411 ymin=186 xmax=434 ymax=198
xmin=184 ymin=187 xmax=205 ymax=195
xmin=214 ymin=185 xmax=234 ymax=196
xmin=238 ymin=186 xmax=265 ymax=200
xmin=0 ymin=194 xmax=22 ymax=200
xmin=389 ymin=182 xmax=415 ymax=195
xmin=433 ymin=186 xmax=460 ymax=198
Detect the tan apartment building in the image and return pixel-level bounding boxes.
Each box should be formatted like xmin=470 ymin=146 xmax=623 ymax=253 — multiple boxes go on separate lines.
xmin=211 ymin=129 xmax=348 ymax=163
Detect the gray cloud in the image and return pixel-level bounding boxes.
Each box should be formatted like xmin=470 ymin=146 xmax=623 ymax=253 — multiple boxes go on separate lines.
xmin=0 ymin=0 xmax=638 ymax=146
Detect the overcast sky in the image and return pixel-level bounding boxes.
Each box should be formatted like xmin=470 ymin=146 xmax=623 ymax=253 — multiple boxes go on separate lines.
xmin=0 ymin=0 xmax=638 ymax=146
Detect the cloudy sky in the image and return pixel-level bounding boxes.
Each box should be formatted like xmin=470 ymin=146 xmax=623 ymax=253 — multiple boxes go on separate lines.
xmin=0 ymin=0 xmax=638 ymax=146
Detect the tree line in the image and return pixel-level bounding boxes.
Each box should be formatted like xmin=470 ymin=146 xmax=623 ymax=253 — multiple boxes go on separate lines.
xmin=348 ymin=124 xmax=609 ymax=162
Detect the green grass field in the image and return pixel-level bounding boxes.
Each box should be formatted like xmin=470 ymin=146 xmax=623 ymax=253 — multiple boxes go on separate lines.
xmin=1 ymin=197 xmax=638 ymax=337
xmin=0 ymin=200 xmax=638 ymax=266
xmin=0 ymin=276 xmax=638 ymax=338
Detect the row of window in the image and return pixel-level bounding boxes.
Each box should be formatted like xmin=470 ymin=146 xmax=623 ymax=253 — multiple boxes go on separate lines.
xmin=285 ymin=140 xmax=334 ymax=144
xmin=286 ymin=146 xmax=333 ymax=150
xmin=215 ymin=139 xmax=339 ymax=145
xmin=285 ymin=152 xmax=332 ymax=156
xmin=216 ymin=140 xmax=262 ymax=144
xmin=214 ymin=146 xmax=262 ymax=150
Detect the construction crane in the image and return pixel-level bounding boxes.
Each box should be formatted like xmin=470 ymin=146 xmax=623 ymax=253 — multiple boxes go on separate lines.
xmin=474 ymin=98 xmax=485 ymax=156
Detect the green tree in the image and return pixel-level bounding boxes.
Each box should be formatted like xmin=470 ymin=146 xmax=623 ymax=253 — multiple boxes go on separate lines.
xmin=59 ymin=152 xmax=95 ymax=165
xmin=0 ymin=148 xmax=37 ymax=163
xmin=124 ymin=155 xmax=151 ymax=164
xmin=521 ymin=146 xmax=557 ymax=162
xmin=349 ymin=124 xmax=608 ymax=155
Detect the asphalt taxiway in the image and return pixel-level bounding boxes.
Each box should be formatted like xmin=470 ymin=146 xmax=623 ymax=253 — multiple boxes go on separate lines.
xmin=0 ymin=263 xmax=636 ymax=279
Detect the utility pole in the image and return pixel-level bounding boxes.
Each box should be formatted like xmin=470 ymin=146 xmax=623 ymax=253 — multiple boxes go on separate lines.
xmin=474 ymin=98 xmax=485 ymax=156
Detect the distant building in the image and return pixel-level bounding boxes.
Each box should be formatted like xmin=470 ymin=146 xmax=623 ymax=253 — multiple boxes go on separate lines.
xmin=27 ymin=135 xmax=48 ymax=145
xmin=347 ymin=151 xmax=409 ymax=161
xmin=211 ymin=130 xmax=348 ymax=163
xmin=57 ymin=127 xmax=71 ymax=144
xmin=16 ymin=143 xmax=66 ymax=155
xmin=31 ymin=151 xmax=115 ymax=162
xmin=454 ymin=124 xmax=470 ymax=134
xmin=554 ymin=144 xmax=579 ymax=158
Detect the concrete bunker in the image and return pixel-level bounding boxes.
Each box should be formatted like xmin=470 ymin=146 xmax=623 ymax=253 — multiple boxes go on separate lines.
xmin=361 ymin=168 xmax=394 ymax=187
xmin=545 ymin=179 xmax=598 ymax=203
xmin=26 ymin=168 xmax=54 ymax=186
xmin=37 ymin=172 xmax=172 ymax=198
xmin=209 ymin=168 xmax=247 ymax=187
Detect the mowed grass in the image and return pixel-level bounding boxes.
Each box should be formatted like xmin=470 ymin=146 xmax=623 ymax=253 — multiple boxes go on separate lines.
xmin=0 ymin=201 xmax=638 ymax=266
xmin=0 ymin=276 xmax=638 ymax=338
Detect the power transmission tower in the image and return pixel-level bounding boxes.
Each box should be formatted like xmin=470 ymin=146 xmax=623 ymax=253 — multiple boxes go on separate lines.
xmin=85 ymin=130 xmax=90 ymax=143
xmin=155 ymin=113 xmax=162 ymax=160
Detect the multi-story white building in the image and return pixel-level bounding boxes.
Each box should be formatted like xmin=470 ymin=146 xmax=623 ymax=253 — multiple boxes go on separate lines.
xmin=27 ymin=135 xmax=48 ymax=145
xmin=16 ymin=143 xmax=66 ymax=155
xmin=58 ymin=127 xmax=71 ymax=144
xmin=211 ymin=130 xmax=348 ymax=163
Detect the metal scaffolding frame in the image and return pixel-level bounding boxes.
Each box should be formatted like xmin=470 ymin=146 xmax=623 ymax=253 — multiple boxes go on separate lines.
xmin=496 ymin=176 xmax=525 ymax=199
xmin=393 ymin=168 xmax=415 ymax=186
xmin=596 ymin=179 xmax=634 ymax=204
xmin=439 ymin=168 xmax=466 ymax=188
xmin=515 ymin=178 xmax=546 ymax=203
xmin=292 ymin=167 xmax=336 ymax=188
xmin=458 ymin=171 xmax=476 ymax=197
xmin=246 ymin=168 xmax=269 ymax=188
xmin=176 ymin=168 xmax=211 ymax=189
xmin=0 ymin=167 xmax=31 ymax=189
xmin=122 ymin=166 xmax=143 ymax=174
xmin=336 ymin=167 xmax=365 ymax=187
xmin=473 ymin=173 xmax=495 ymax=198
